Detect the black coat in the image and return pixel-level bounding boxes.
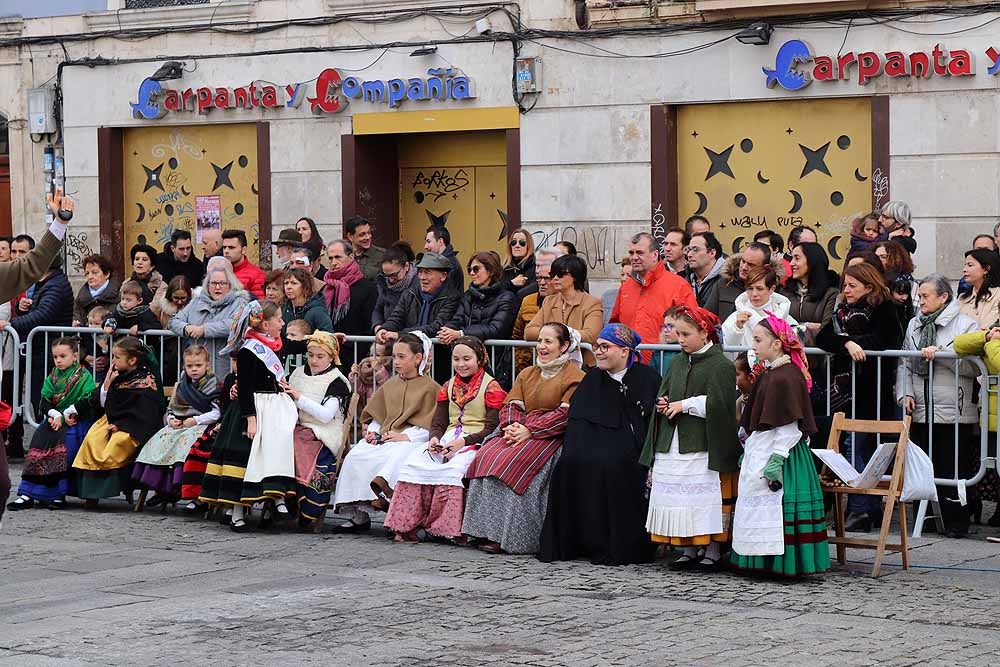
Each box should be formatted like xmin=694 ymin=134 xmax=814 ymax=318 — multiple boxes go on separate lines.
xmin=381 ymin=285 xmax=462 ymax=338
xmin=372 ymin=273 xmax=419 ymax=330
xmin=450 ymin=282 xmax=516 ymax=341
xmin=13 ymin=270 xmax=75 ymax=407
xmin=157 ymin=247 xmax=205 ymax=288
xmin=332 ymin=278 xmax=378 ymax=366
xmin=442 ymin=245 xmax=465 ymax=293
xmin=539 ymin=363 xmax=661 ymax=565
xmin=500 ymin=255 xmax=537 ymax=299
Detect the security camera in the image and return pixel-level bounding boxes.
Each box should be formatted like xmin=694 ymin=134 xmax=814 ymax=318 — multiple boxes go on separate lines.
xmin=475 ymin=18 xmax=492 ymax=35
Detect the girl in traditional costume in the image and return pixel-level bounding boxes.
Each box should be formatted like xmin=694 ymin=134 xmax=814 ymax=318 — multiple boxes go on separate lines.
xmin=279 ymin=331 xmax=352 ymax=529
xmin=641 ymin=305 xmax=741 ymax=571
xmin=730 ymin=314 xmax=830 ymax=576
xmin=72 ymin=336 xmax=165 ymax=506
xmin=179 ymin=352 xmax=238 ymax=514
xmin=7 ymin=338 xmax=95 ymax=510
xmin=332 ymin=332 xmax=439 ymax=532
xmin=131 ymin=345 xmax=220 ymax=505
xmin=199 ymin=301 xmax=297 ymax=532
xmin=463 ymin=323 xmax=585 ymax=555
xmin=384 ymin=336 xmax=506 ymax=542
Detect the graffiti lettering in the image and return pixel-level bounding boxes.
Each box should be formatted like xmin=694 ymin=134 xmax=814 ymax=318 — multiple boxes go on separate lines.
xmin=872 ymin=168 xmax=889 ymax=208
xmin=411 ymin=168 xmax=470 ymax=194
xmin=777 ymin=216 xmax=804 ymax=227
xmin=529 ymin=224 xmax=625 ymax=278
xmin=65 ymin=232 xmax=95 ymax=272
xmin=156 ymin=191 xmax=181 ymax=204
xmin=651 ymin=203 xmax=666 ymax=253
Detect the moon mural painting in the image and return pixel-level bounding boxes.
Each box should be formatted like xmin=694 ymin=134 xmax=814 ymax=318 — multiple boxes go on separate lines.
xmin=757 ymin=171 xmax=770 ymax=184
xmin=788 ymin=189 xmax=803 ymax=214
xmin=135 ymin=202 xmax=146 ymax=223
xmin=693 ymin=192 xmax=709 ymax=216
xmin=827 ymin=235 xmax=844 ymax=260
xmin=854 ymin=168 xmax=868 ymax=182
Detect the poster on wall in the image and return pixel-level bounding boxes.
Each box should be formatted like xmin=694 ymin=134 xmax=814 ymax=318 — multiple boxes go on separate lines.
xmin=195 ymin=195 xmax=221 ymax=244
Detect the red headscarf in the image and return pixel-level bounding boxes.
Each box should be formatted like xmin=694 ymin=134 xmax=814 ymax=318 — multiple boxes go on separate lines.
xmin=763 ymin=312 xmax=812 ymax=391
xmin=672 ymin=305 xmax=721 ymax=343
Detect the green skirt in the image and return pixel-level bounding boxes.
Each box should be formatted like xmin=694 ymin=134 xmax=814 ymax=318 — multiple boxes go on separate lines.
xmin=730 ymin=438 xmax=831 ymax=576
xmin=76 ymin=468 xmax=133 ymax=500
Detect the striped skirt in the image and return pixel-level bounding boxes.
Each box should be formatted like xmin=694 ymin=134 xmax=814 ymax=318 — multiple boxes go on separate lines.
xmin=199 ymin=403 xmax=253 ymax=507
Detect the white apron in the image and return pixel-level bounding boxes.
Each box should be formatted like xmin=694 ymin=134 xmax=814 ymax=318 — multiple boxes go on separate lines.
xmin=645 ymin=434 xmax=723 ymax=538
xmin=396 ymin=426 xmax=478 ymax=488
xmin=243 ymin=392 xmax=298 ymax=483
xmin=732 ymin=423 xmax=802 ymax=556
xmin=333 ymin=438 xmax=426 ymax=505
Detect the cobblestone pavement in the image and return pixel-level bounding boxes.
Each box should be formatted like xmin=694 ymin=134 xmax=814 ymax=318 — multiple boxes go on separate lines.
xmin=1 ymin=462 xmax=1000 ymax=667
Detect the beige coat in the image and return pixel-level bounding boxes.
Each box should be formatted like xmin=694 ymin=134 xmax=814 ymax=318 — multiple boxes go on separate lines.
xmin=524 ymin=289 xmax=603 ymax=366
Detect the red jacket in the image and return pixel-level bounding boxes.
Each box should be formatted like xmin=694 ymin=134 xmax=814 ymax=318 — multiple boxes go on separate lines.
xmin=611 ymin=262 xmax=696 ymax=362
xmin=231 ymin=257 xmax=265 ymax=300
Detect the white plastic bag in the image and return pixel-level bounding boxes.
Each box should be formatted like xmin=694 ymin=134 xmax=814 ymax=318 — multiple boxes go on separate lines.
xmin=901 ymin=441 xmax=938 ymax=502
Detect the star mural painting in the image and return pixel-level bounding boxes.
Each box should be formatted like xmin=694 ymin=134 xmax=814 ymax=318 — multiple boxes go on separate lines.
xmin=673 ymin=97 xmax=879 ymax=267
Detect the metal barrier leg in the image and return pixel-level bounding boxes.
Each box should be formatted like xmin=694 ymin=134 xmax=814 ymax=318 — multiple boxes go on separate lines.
xmin=912 ymin=499 xmax=946 ymax=539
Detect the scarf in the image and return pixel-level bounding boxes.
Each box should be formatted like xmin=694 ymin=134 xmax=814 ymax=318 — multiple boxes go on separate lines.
xmin=115 ymin=302 xmax=151 ymax=319
xmin=88 ymin=278 xmax=110 ymax=299
xmin=170 ymin=371 xmax=220 ymax=419
xmin=450 ymin=366 xmax=487 ymax=409
xmin=324 ymin=260 xmax=364 ymax=323
xmin=671 ymin=304 xmax=721 ymax=343
xmin=41 ymin=363 xmax=95 ymax=411
xmin=834 ymin=300 xmax=874 ymax=337
xmin=418 ymin=286 xmax=441 ymax=326
xmin=222 ymin=301 xmax=264 ymax=355
xmin=413 ymin=331 xmax=434 ymax=375
xmin=598 ymin=323 xmax=642 ymax=367
xmin=385 ymin=265 xmax=417 ymax=295
xmin=916 ymin=305 xmax=946 ymax=372
xmin=537 ymin=353 xmax=571 ymax=380
xmin=763 ymin=312 xmax=812 ymax=391
xmin=304 ymin=330 xmax=343 ymax=365
xmin=247 ymin=329 xmax=282 ymax=352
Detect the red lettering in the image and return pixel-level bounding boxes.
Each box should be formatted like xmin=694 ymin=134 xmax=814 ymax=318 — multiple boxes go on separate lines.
xmin=181 ymin=88 xmax=196 ymax=111
xmin=308 ymin=68 xmax=343 ymax=114
xmin=910 ymin=52 xmax=931 ymax=78
xmin=884 ymin=52 xmax=908 ymax=77
xmin=261 ymin=85 xmax=279 ymax=108
xmin=813 ymin=55 xmax=835 ymax=81
xmin=932 ymin=44 xmax=947 ymax=75
xmin=949 ymin=49 xmax=973 ymax=76
xmin=196 ymin=87 xmax=214 ymax=114
xmin=163 ymin=89 xmax=181 ymax=111
xmin=214 ymin=87 xmax=231 ymax=109
xmin=234 ymin=86 xmax=250 ymax=108
xmin=836 ymin=51 xmax=856 ymax=80
xmin=857 ymin=52 xmax=882 ymax=85
xmin=248 ymin=82 xmax=259 ymax=106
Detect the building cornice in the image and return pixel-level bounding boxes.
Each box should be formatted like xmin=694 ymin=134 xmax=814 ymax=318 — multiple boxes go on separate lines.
xmin=84 ymin=0 xmax=256 ymax=31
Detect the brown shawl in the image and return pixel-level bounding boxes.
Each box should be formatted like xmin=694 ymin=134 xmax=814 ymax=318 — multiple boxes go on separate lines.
xmin=741 ymin=361 xmax=817 ymax=437
xmin=360 ymin=374 xmax=439 ymax=433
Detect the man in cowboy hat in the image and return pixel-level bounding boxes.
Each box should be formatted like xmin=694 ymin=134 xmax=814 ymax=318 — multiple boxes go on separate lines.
xmin=273 ymin=228 xmax=305 ymax=268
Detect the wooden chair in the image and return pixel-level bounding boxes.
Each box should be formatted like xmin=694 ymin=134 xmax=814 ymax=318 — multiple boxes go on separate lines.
xmin=822 ymin=412 xmax=912 ymax=578
xmin=310 ymin=393 xmax=360 ymax=533
xmin=134 ymin=386 xmax=175 ymax=513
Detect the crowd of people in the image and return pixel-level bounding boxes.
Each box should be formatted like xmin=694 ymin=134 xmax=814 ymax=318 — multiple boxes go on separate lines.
xmin=0 ymin=195 xmax=998 ymax=576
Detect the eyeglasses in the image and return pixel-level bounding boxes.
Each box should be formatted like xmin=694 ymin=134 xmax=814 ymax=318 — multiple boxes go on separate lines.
xmin=593 ymin=343 xmax=614 ymax=353
xmin=536 ymin=275 xmax=552 ymax=282
xmin=380 ymin=269 xmax=405 ymax=282
xmin=171 ymin=294 xmax=189 ymax=303
xmin=683 ymin=246 xmax=704 ymax=254
xmin=510 ymin=239 xmax=527 ymax=248
xmin=209 ymin=281 xmax=229 ymax=288
xmin=468 ymin=265 xmax=485 ymax=275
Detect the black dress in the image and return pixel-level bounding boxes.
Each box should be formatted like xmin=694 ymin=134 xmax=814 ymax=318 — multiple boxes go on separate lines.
xmin=539 ymin=363 xmax=661 ymax=565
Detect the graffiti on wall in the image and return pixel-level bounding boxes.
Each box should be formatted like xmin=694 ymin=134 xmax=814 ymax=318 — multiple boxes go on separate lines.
xmin=64 ymin=232 xmax=96 ymax=272
xmin=530 ymin=224 xmax=630 ymax=279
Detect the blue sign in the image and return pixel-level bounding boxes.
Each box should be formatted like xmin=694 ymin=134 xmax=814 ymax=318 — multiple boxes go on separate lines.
xmin=763 ymin=40 xmax=813 ymax=91
xmin=341 ymin=68 xmax=476 ymax=109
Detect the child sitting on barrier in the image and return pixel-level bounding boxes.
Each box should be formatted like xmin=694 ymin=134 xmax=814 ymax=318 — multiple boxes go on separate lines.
xmin=72 ymin=336 xmax=166 ymax=507
xmin=349 ymin=340 xmax=392 ymax=410
xmin=7 ymin=337 xmax=96 ymax=511
xmin=105 ymin=281 xmax=160 ymax=336
xmin=131 ymin=345 xmax=221 ymax=506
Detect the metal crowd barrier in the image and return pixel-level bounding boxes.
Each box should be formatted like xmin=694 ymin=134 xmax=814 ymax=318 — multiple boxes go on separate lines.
xmin=14 ymin=328 xmax=995 ymax=533
xmin=1 ymin=326 xmax=21 ymax=425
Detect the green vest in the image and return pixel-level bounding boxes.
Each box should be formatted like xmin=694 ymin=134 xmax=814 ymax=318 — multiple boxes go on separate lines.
xmin=447 ymin=372 xmax=492 ymax=436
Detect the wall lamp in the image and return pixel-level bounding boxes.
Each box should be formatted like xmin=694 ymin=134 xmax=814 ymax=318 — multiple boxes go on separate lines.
xmin=735 ymin=22 xmax=773 ymax=46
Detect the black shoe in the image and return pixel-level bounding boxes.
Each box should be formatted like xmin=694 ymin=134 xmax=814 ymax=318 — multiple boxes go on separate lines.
xmin=6 ymin=496 xmax=33 ymax=511
xmin=230 ymin=518 xmax=250 ymax=533
xmin=48 ymin=499 xmax=67 ymax=510
xmin=969 ymin=498 xmax=983 ymax=525
xmin=180 ymin=500 xmax=207 ymax=515
xmin=844 ymin=512 xmax=873 ymax=533
xmin=669 ymin=554 xmax=700 ymax=571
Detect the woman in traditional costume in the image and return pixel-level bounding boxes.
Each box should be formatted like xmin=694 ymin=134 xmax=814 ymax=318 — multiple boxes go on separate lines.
xmin=730 ymin=314 xmax=830 ymax=576
xmin=332 ymin=332 xmax=439 ymax=532
xmin=199 ymin=300 xmax=297 ymax=532
xmin=72 ymin=336 xmax=165 ymax=506
xmin=7 ymin=338 xmax=95 ymax=510
xmin=280 ymin=331 xmax=352 ymax=529
xmin=641 ymin=305 xmax=741 ymax=570
xmin=539 ymin=323 xmax=661 ymax=565
xmin=384 ymin=336 xmax=506 ymax=542
xmin=131 ymin=345 xmax=220 ymax=505
xmin=463 ymin=323 xmax=585 ymax=555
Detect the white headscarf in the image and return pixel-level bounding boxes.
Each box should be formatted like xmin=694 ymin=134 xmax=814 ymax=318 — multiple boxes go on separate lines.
xmin=567 ymin=326 xmax=583 ymax=367
xmin=412 ymin=331 xmax=434 ymax=375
